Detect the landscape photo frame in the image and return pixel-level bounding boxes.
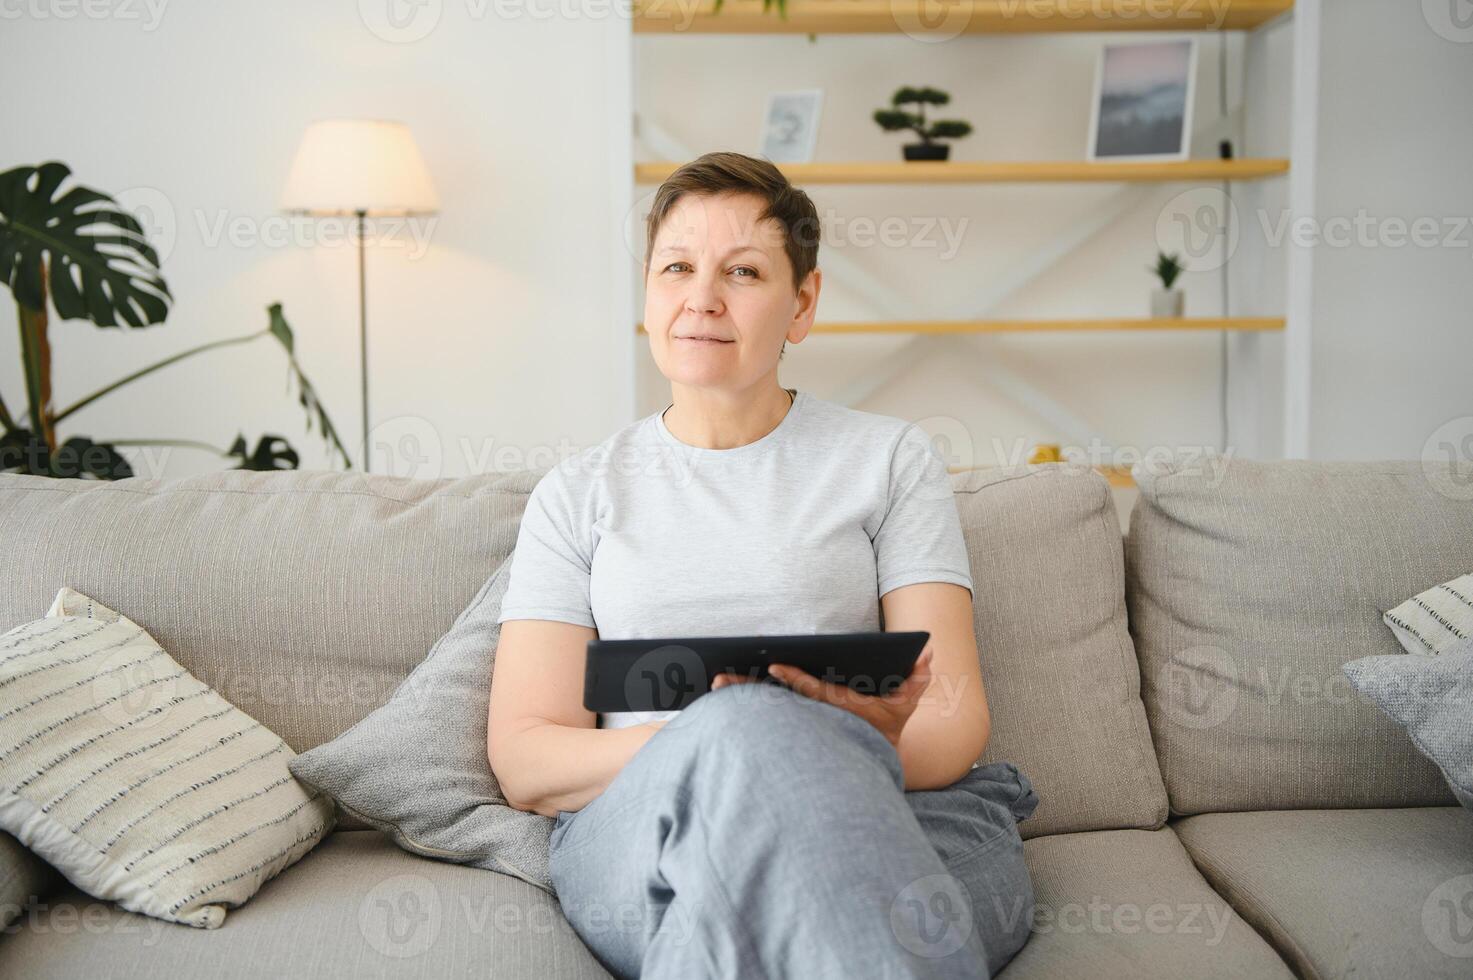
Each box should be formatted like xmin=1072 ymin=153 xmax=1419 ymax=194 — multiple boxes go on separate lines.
xmin=1087 ymin=38 xmax=1198 ymax=162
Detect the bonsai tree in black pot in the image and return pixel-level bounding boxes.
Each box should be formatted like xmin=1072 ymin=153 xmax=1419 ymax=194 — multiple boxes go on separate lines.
xmin=873 ymin=86 xmax=973 ymax=161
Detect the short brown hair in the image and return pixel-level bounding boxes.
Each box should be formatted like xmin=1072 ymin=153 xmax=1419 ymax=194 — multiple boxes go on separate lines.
xmin=644 ymin=151 xmax=820 ymax=360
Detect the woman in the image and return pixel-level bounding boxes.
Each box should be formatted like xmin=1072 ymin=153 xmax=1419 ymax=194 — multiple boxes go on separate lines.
xmin=488 ymin=151 xmax=1038 ymax=979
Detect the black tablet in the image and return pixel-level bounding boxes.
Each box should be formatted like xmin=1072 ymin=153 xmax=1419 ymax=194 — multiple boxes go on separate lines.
xmin=583 ymin=630 xmax=930 ymax=714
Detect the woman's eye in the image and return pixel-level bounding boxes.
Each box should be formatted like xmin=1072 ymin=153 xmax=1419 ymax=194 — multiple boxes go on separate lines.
xmin=732 ymin=266 xmax=757 ymax=278
xmin=664 ymin=262 xmax=689 ymax=273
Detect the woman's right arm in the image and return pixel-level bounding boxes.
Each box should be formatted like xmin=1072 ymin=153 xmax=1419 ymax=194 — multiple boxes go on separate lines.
xmin=488 ymin=618 xmax=665 ymax=818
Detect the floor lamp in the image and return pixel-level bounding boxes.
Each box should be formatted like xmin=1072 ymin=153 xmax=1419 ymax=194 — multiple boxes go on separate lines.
xmin=280 ymin=119 xmax=439 ymax=473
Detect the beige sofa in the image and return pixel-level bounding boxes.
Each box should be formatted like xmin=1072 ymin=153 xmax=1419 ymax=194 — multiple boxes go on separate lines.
xmin=0 ymin=458 xmax=1469 ymax=978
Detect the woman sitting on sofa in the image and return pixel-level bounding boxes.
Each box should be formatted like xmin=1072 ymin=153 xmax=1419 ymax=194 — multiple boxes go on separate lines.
xmin=488 ymin=150 xmax=1039 ymax=980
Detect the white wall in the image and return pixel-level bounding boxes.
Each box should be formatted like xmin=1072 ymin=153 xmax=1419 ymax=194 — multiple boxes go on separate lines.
xmin=1301 ymin=0 xmax=1473 ymax=460
xmin=0 ymin=1 xmax=633 ymax=480
xmin=6 ymin=4 xmax=1466 ymax=482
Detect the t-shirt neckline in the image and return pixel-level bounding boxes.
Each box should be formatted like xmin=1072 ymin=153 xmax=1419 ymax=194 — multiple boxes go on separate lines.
xmin=654 ymin=389 xmax=806 ymax=459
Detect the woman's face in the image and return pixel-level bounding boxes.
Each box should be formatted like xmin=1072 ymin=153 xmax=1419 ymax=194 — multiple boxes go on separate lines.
xmin=645 ymin=191 xmax=819 ymax=393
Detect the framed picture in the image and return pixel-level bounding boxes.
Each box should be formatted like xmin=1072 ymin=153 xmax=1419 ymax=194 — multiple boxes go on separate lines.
xmin=760 ymin=90 xmax=824 ymax=164
xmin=1087 ymin=38 xmax=1197 ymax=162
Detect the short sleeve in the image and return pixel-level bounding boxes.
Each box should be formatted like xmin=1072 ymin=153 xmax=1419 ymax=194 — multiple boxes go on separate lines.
xmin=497 ymin=468 xmax=597 ymax=628
xmin=872 ymin=423 xmax=974 ymax=599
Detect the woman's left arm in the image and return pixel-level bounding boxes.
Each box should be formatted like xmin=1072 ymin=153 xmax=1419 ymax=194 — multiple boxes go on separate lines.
xmin=880 ymin=581 xmax=990 ymax=790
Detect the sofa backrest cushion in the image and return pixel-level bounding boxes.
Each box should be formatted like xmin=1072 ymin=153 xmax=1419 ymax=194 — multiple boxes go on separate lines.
xmin=1126 ymin=458 xmax=1471 ymax=814
xmin=957 ymin=464 xmax=1168 ymax=839
xmin=0 ymin=462 xmax=1169 ymax=839
xmin=0 ymin=469 xmax=537 ymax=753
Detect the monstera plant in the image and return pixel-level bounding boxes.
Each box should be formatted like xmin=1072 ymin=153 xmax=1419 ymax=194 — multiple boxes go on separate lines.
xmin=0 ymin=162 xmax=351 ymax=479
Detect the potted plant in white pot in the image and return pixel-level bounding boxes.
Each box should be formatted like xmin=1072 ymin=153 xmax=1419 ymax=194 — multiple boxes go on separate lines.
xmin=1149 ymin=251 xmax=1186 ymax=318
xmin=873 ymin=87 xmax=972 ymax=161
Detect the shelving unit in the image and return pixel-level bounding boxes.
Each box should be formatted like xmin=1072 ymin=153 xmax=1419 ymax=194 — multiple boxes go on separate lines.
xmin=630 ymin=0 xmax=1300 ymax=480
xmin=636 ymin=158 xmax=1288 ymax=184
xmin=633 ymin=0 xmax=1292 ymax=34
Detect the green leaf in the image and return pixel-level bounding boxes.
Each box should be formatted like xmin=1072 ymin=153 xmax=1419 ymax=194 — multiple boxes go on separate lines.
xmin=263 ymin=304 xmax=353 ymax=469
xmin=1152 ymin=250 xmax=1185 ymax=288
xmin=0 ymin=427 xmax=41 ymax=474
xmin=267 ymin=301 xmax=293 ymax=355
xmin=927 ymin=120 xmax=972 ymax=140
xmin=0 ymin=162 xmax=171 ymax=327
xmin=874 ymin=109 xmax=921 ymax=131
xmin=227 ymin=433 xmax=301 ymax=471
xmin=0 ymin=428 xmax=132 ymax=479
xmin=51 ymin=435 xmax=134 ymax=479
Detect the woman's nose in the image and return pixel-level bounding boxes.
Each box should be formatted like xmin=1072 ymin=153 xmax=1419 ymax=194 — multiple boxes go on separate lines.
xmin=684 ymin=273 xmax=724 ymax=315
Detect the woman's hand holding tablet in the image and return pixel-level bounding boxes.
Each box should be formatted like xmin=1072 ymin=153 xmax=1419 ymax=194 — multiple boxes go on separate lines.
xmin=714 ymin=645 xmax=934 ymax=748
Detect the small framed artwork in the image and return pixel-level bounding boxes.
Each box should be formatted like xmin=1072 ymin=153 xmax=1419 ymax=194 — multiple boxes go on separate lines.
xmin=1087 ymin=38 xmax=1197 ymax=162
xmin=760 ymin=90 xmax=824 ymax=164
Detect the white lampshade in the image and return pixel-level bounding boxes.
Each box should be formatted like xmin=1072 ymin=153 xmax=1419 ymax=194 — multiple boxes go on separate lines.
xmin=280 ymin=119 xmax=439 ymax=216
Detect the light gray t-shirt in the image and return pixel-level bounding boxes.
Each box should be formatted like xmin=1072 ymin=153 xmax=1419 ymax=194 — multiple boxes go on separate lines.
xmin=496 ymin=388 xmax=974 ymax=730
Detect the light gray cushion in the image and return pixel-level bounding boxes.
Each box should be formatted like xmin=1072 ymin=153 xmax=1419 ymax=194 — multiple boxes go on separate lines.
xmin=1343 ymin=636 xmax=1473 ymax=809
xmin=288 ymin=556 xmax=557 ymax=894
xmin=998 ymin=828 xmax=1292 ymax=978
xmin=956 ymin=464 xmax=1168 ymax=839
xmin=0 ymin=830 xmax=613 ymax=980
xmin=1175 ymin=807 xmax=1473 ymax=979
xmin=1126 ymin=458 xmax=1472 ymax=814
xmin=0 ymin=469 xmax=538 ymax=755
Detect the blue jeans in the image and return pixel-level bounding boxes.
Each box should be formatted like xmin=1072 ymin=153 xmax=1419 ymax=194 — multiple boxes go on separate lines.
xmin=548 ymin=681 xmax=1040 ymax=979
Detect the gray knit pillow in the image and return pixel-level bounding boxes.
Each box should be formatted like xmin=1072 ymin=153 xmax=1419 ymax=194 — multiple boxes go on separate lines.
xmin=1342 ymin=635 xmax=1473 ymax=810
xmin=288 ymin=555 xmax=557 ymax=892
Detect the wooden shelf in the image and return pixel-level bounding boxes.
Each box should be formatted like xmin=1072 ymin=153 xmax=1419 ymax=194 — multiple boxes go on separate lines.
xmin=634 ymin=0 xmax=1292 ymax=35
xmin=637 ymin=318 xmax=1284 ymax=335
xmin=635 ymin=159 xmax=1288 ymax=185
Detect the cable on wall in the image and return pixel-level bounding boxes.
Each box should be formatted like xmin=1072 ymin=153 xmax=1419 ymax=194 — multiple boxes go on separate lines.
xmin=1218 ymin=33 xmax=1232 ymax=455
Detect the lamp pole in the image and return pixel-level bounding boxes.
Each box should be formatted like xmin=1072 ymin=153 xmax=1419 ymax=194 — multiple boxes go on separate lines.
xmin=280 ymin=121 xmax=438 ymax=475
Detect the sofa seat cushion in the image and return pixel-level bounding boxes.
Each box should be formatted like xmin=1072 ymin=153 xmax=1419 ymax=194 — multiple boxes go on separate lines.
xmin=1174 ymin=807 xmax=1473 ymax=979
xmin=0 ymin=831 xmax=59 ymax=929
xmin=0 ymin=831 xmax=613 ymax=979
xmin=998 ymin=827 xmax=1291 ymax=978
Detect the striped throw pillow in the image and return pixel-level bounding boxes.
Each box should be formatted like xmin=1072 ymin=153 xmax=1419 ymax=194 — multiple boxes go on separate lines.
xmin=1383 ymin=572 xmax=1473 ymax=656
xmin=0 ymin=588 xmax=335 ymax=928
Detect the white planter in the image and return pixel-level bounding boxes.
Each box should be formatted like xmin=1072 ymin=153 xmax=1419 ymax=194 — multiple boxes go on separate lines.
xmin=1151 ymin=288 xmax=1184 ymax=318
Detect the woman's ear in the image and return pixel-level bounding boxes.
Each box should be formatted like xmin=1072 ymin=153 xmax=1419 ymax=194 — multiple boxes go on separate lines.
xmin=790 ymin=267 xmax=821 ymax=341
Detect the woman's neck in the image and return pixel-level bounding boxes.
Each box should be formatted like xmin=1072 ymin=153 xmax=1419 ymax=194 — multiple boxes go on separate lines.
xmin=661 ymin=385 xmax=795 ymax=451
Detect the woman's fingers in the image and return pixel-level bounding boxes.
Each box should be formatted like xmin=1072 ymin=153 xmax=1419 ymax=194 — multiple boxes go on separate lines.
xmin=711 ymin=671 xmax=762 ymax=690
xmin=889 ymin=646 xmax=933 ymax=704
xmin=767 ymin=649 xmax=932 ymax=707
xmin=767 ymin=663 xmax=823 ymax=698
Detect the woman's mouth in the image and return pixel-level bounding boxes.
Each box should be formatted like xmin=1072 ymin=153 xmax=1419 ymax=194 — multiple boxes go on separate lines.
xmin=677 ymin=336 xmax=733 ymax=345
